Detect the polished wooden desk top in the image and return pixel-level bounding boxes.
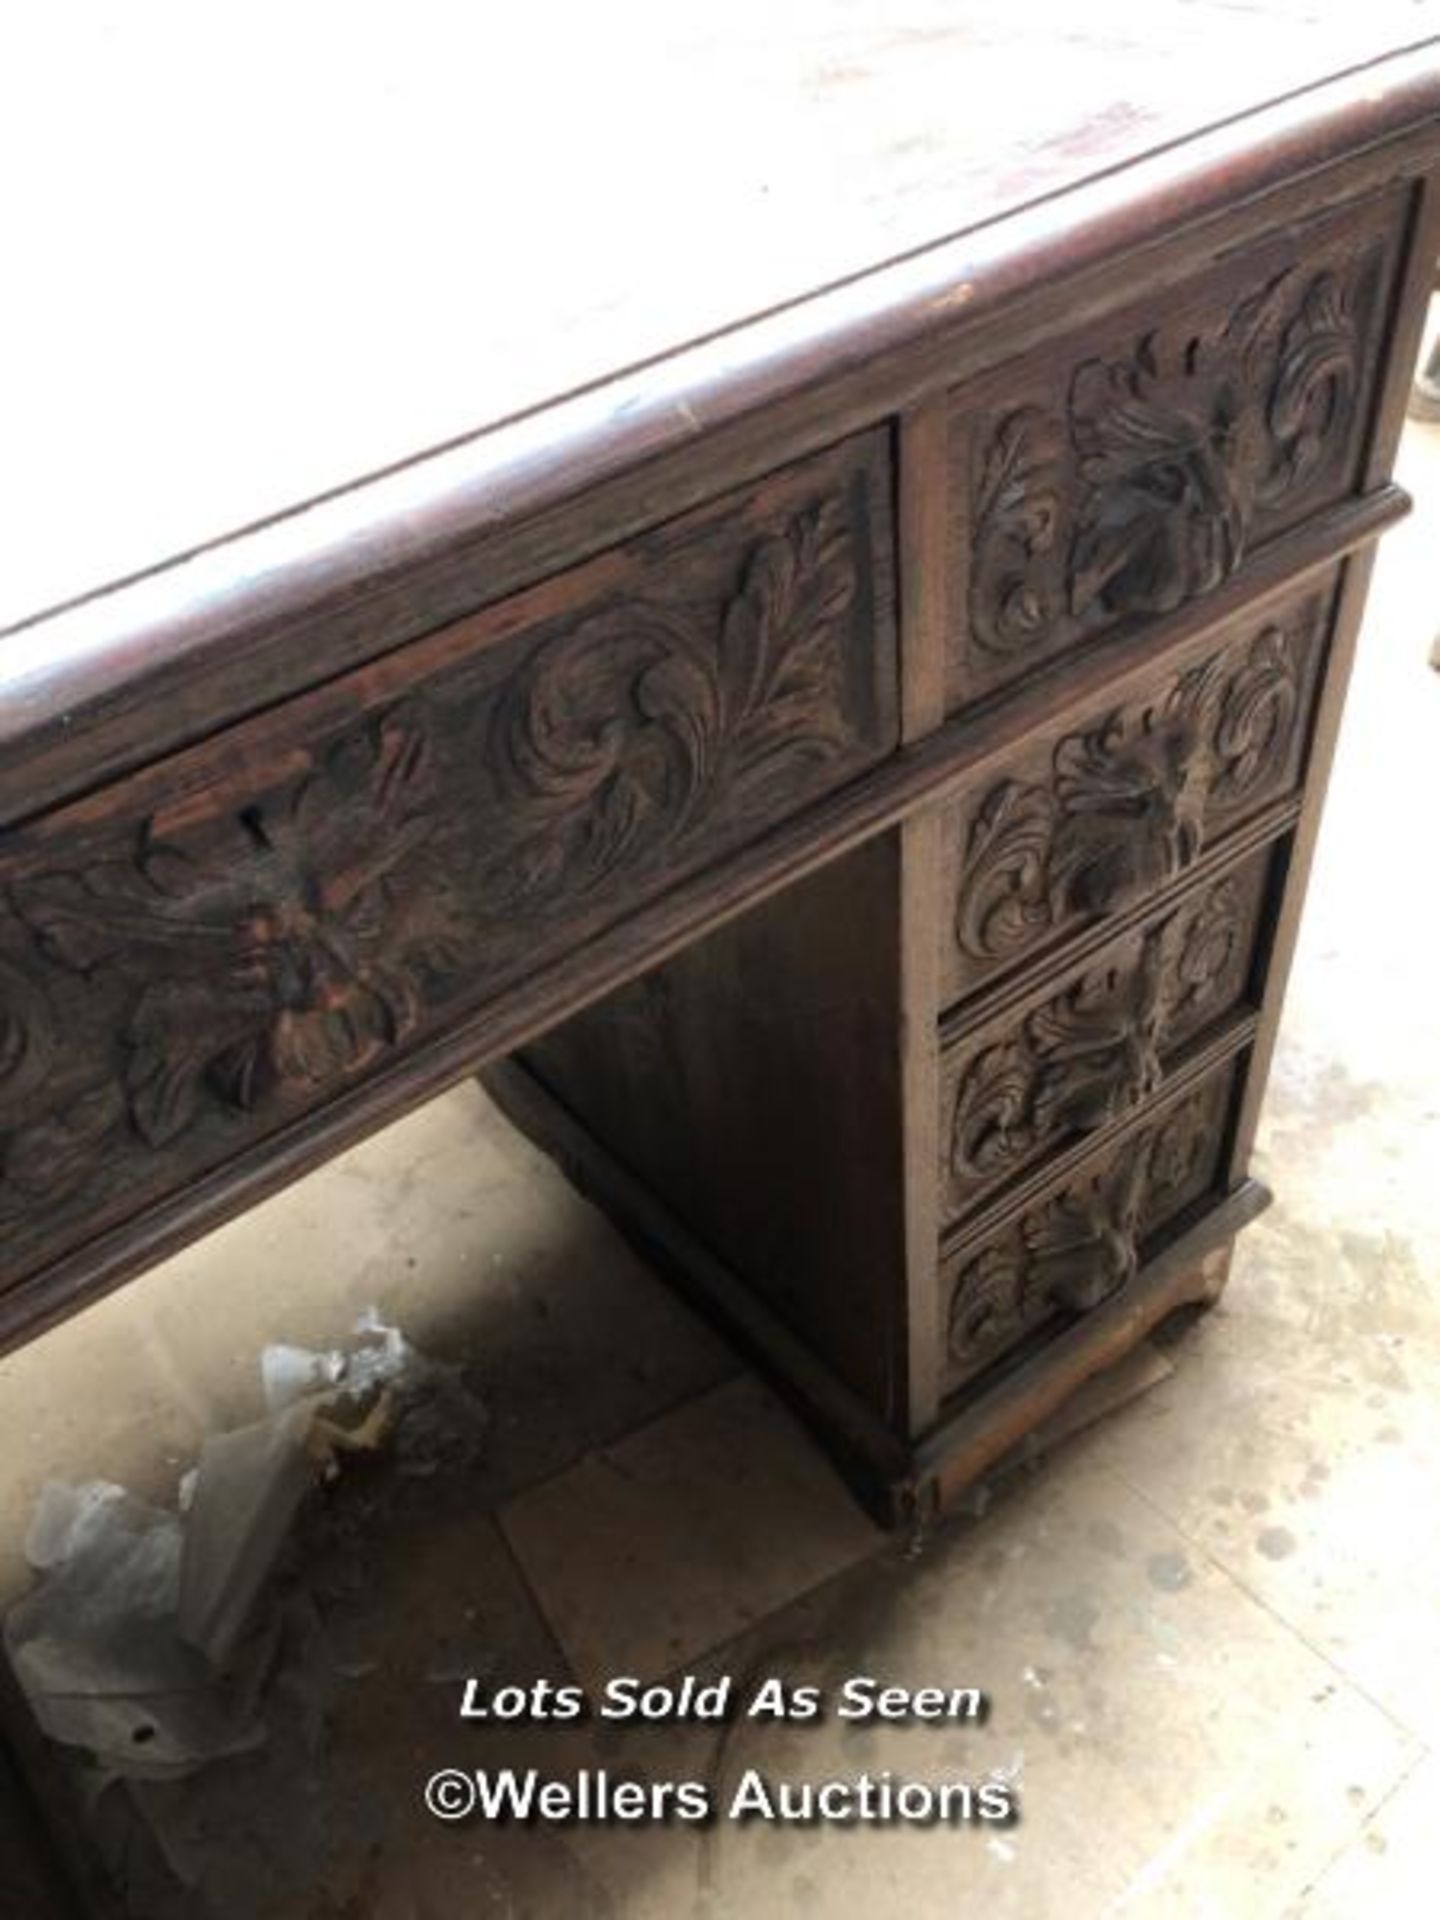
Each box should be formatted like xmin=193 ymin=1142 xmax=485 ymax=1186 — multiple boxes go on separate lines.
xmin=0 ymin=2 xmax=1426 ymax=630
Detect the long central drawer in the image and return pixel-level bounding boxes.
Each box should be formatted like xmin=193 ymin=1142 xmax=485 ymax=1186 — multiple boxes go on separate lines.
xmin=0 ymin=432 xmax=897 ymax=1292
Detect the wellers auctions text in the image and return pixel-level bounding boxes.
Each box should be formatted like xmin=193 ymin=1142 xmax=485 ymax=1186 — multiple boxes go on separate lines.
xmin=428 ymin=1765 xmax=1017 ymax=1827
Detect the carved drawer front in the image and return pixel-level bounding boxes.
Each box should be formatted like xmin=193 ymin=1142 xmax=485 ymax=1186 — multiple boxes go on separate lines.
xmin=0 ymin=431 xmax=896 ymax=1291
xmin=940 ymin=1059 xmax=1238 ymax=1398
xmin=952 ymin=184 xmax=1406 ymax=710
xmin=940 ymin=574 xmax=1332 ymax=1009
xmin=939 ymin=842 xmax=1273 ymax=1231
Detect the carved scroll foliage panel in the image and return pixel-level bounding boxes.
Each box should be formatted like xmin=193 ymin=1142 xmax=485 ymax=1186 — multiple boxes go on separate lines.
xmin=941 ymin=578 xmax=1330 ymax=1008
xmin=0 ymin=433 xmax=896 ymax=1288
xmin=940 ymin=1063 xmax=1236 ymax=1396
xmin=951 ymin=186 xmax=1404 ymax=709
xmin=939 ymin=844 xmax=1272 ymax=1227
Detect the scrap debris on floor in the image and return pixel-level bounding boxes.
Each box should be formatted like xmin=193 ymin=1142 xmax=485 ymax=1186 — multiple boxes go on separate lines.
xmin=1 ymin=1314 xmax=1171 ymax=1919
xmin=3 ymin=1315 xmax=488 ymax=1915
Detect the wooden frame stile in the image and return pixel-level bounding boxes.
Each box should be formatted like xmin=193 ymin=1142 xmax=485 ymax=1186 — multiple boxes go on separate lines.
xmin=896 ymin=397 xmax=955 ymax=1454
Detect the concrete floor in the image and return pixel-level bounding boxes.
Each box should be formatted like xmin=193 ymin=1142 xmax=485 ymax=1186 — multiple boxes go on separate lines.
xmin=2 ymin=413 xmax=1438 ymax=1913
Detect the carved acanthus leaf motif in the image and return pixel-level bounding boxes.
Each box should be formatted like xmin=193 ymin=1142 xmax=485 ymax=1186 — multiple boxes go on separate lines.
xmin=1260 ymin=271 xmax=1364 ymax=505
xmin=1028 ymin=936 xmax=1167 ymax=1139
xmin=14 ymin=705 xmax=460 ymax=1149
xmin=492 ymin=501 xmax=855 ymax=902
xmin=949 ymin=1039 xmax=1034 ymax=1179
xmin=946 ymin=1243 xmax=1028 ymax=1374
xmin=0 ymin=961 xmax=55 ymax=1118
xmin=953 ymin=783 xmax=1058 ymax=964
xmin=969 ymin=249 xmax=1375 ymax=652
xmin=945 ymin=1075 xmax=1230 ymax=1386
xmin=0 ymin=1082 xmax=125 ymax=1218
xmin=970 ymin=409 xmax=1068 ymax=655
xmin=954 ymin=625 xmax=1300 ymax=972
xmin=1068 ymin=328 xmax=1250 ymax=620
xmin=946 ymin=1135 xmax=1152 ymax=1376
xmin=3 ymin=498 xmax=866 ymax=1194
xmin=1144 ymin=1087 xmax=1220 ymax=1217
xmin=1202 ymin=625 xmax=1300 ymax=807
xmin=1046 ymin=699 xmax=1208 ymax=916
xmin=1165 ymin=878 xmax=1245 ymax=1022
xmin=1020 ymin=1144 xmax=1151 ymax=1313
xmin=949 ymin=936 xmax=1166 ymax=1183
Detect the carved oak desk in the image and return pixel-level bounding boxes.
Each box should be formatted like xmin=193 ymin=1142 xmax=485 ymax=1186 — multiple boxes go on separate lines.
xmin=2 ymin=16 xmax=1438 ymax=1524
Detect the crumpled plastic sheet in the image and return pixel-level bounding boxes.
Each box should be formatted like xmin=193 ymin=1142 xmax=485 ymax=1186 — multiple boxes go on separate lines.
xmin=3 ymin=1310 xmax=487 ymax=1780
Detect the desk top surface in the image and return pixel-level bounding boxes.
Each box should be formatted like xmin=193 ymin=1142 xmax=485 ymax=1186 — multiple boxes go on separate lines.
xmin=1 ymin=0 xmax=1435 ymax=640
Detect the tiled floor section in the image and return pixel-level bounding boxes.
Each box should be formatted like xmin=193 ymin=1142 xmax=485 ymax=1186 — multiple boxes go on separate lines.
xmin=3 ymin=429 xmax=1439 ymax=1917
xmin=499 ymin=1377 xmax=881 ymax=1689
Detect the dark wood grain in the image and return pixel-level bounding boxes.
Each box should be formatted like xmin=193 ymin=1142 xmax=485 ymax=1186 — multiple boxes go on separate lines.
xmin=950 ymin=184 xmax=1407 ymax=707
xmin=939 ymin=573 xmax=1336 ymax=1007
xmin=914 ymin=1183 xmax=1269 ymax=1526
xmin=895 ymin=397 xmax=956 ymax=1431
xmin=939 ymin=1057 xmax=1241 ymax=1394
xmin=514 ymin=836 xmax=911 ymax=1425
xmin=0 ymin=485 xmax=1402 ymax=1359
xmin=481 ymin=1053 xmax=915 ymax=1507
xmin=939 ymin=843 xmax=1275 ymax=1227
xmin=0 ymin=435 xmax=896 ymax=1294
xmin=484 ymin=1044 xmax=1267 ymax=1527
xmin=0 ymin=39 xmax=1434 ymax=1531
